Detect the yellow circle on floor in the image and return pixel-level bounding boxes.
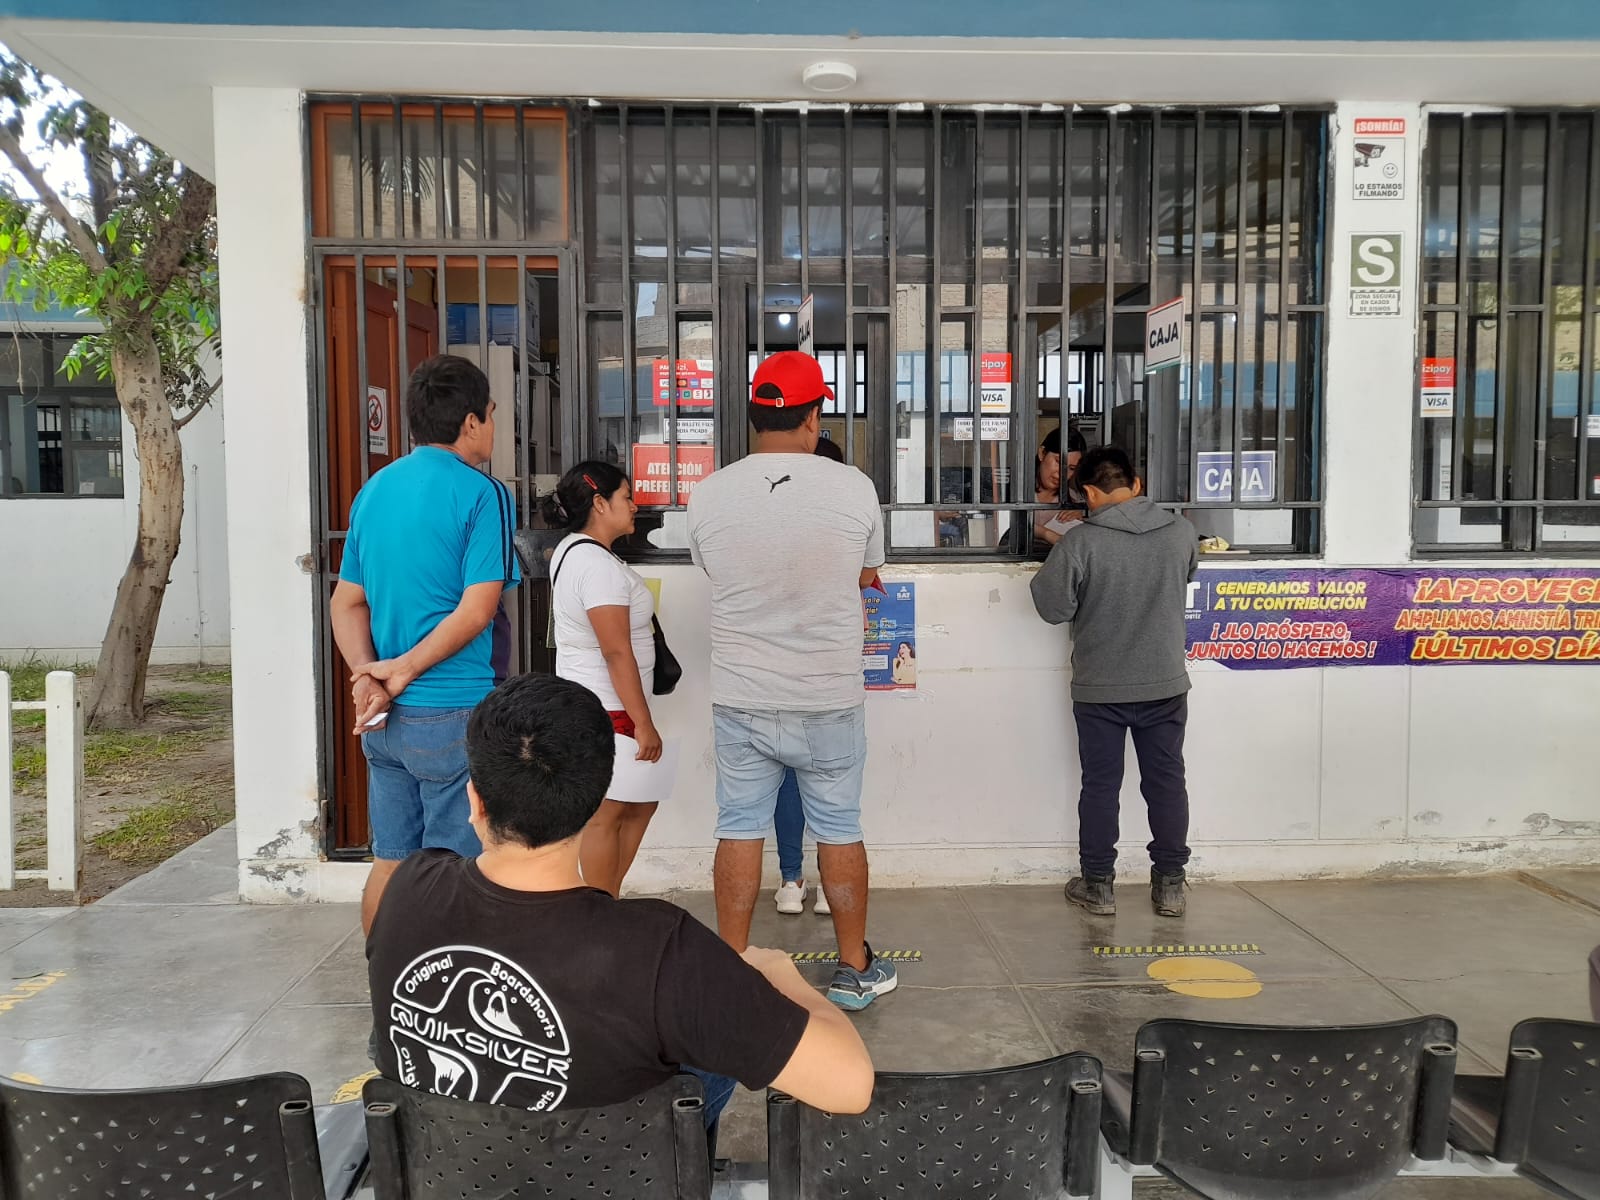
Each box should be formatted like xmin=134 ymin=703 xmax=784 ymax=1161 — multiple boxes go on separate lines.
xmin=1147 ymin=956 xmax=1262 ymax=999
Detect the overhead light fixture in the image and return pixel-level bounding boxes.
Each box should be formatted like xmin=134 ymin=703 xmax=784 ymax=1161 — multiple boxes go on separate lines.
xmin=803 ymin=61 xmax=858 ymax=93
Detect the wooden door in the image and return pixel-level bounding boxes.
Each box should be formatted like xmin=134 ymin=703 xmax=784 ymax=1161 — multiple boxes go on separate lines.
xmin=324 ymin=265 xmax=440 ymax=850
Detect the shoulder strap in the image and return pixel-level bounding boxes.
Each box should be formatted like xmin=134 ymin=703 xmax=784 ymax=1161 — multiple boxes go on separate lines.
xmin=550 ymin=537 xmax=611 ymax=588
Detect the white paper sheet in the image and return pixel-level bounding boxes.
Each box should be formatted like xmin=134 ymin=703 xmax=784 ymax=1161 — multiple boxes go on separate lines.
xmin=1043 ymin=514 xmax=1082 ymax=536
xmin=607 ymin=734 xmax=681 ymax=805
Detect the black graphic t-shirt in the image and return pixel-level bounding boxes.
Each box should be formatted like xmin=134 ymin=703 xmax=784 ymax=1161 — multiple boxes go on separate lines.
xmin=367 ymin=850 xmax=810 ymax=1111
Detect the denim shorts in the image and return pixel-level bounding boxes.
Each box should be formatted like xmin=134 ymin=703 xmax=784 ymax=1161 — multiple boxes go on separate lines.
xmin=361 ymin=705 xmax=482 ymax=861
xmin=711 ymin=704 xmax=866 ymax=844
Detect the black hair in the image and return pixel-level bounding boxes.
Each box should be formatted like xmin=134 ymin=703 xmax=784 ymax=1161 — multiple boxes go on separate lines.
xmin=466 ymin=674 xmax=616 ymax=850
xmin=1077 ymin=445 xmax=1137 ymax=494
xmin=1067 ymin=428 xmax=1088 ymax=455
xmin=537 ymin=461 xmax=629 ymax=532
xmin=749 ymin=386 xmax=824 ymax=434
xmin=408 ymin=354 xmax=492 ymax=445
xmin=814 ymin=436 xmax=845 ymax=463
xmin=896 ymin=641 xmax=916 ymax=659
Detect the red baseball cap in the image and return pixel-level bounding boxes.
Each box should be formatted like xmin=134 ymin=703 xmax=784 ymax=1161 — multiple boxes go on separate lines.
xmin=751 ymin=351 xmax=834 ymax=408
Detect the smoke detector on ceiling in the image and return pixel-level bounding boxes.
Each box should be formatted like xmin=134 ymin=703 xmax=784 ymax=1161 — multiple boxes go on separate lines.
xmin=803 ymin=62 xmax=858 ymax=93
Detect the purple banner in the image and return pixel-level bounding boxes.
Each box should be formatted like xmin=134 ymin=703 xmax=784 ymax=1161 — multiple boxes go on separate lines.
xmin=1184 ymin=567 xmax=1600 ymax=669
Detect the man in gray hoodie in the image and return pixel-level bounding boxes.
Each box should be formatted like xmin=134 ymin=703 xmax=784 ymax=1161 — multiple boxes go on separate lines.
xmin=1029 ymin=445 xmax=1199 ymax=918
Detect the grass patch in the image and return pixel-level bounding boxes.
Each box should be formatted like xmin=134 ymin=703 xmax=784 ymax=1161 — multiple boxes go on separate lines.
xmin=151 ymin=690 xmax=224 ymax=722
xmin=92 ymin=784 xmax=229 ymax=865
xmin=83 ymin=729 xmax=212 ymax=785
xmin=9 ymin=744 xmax=46 ymax=790
xmin=169 ymin=665 xmax=231 ymax=687
xmin=0 ymin=656 xmax=90 ymax=701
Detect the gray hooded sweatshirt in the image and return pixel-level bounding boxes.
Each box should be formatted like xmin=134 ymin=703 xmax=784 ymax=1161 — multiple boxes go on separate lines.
xmin=1029 ymin=496 xmax=1199 ymax=704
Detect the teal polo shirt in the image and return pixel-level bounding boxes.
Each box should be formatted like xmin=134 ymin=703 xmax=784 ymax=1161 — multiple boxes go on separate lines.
xmin=339 ymin=447 xmax=521 ymax=709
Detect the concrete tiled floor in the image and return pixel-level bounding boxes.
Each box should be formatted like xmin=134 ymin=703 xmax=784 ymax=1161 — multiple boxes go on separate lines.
xmin=0 ymin=825 xmax=1593 ymax=1199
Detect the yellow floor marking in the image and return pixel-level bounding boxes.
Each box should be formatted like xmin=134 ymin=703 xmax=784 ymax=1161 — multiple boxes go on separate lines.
xmin=9 ymin=1073 xmax=40 ymax=1084
xmin=1147 ymin=956 xmax=1262 ymax=999
xmin=0 ymin=971 xmax=67 ymax=1014
xmin=331 ymin=1069 xmax=378 ymax=1104
xmin=791 ymin=949 xmax=922 ymax=964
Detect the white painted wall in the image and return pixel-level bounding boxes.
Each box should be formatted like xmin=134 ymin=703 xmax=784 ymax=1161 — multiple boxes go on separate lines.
xmin=212 ymin=88 xmax=324 ymax=902
xmin=0 ymin=385 xmax=230 ymax=665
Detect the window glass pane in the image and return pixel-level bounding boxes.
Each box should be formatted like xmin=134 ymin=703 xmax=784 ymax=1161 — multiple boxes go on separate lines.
xmin=588 ymin=112 xmax=624 ymax=259
xmin=323 ymin=112 xmax=355 ymax=239
xmin=630 ymin=114 xmax=668 ymax=260
xmin=1466 ymin=118 xmax=1504 ymax=316
xmin=1423 ymin=116 xmax=1460 ymax=307
xmin=0 ymin=336 xmax=45 ymax=392
xmin=1113 ymin=118 xmax=1152 ymax=297
xmin=1199 ymin=116 xmax=1240 ymax=309
xmin=1419 ymin=311 xmax=1458 ymax=502
xmin=849 ymin=115 xmax=889 ymax=258
xmin=442 ymin=114 xmax=481 ymax=240
xmin=1155 ymin=117 xmax=1196 ymax=308
xmin=1024 ymin=117 xmax=1064 ymax=259
xmin=69 ymin=401 xmax=123 ymax=497
xmin=1506 ymin=116 xmax=1547 ymax=307
xmin=527 ymin=115 xmax=565 ymax=243
xmin=5 ymin=396 xmax=63 ymax=493
xmin=893 ymin=116 xmax=932 ymax=258
xmin=674 ymin=113 xmax=713 ymax=260
xmin=982 ymin=119 xmax=1019 ymax=255
xmin=1287 ymin=114 xmax=1326 ymax=304
xmin=717 ymin=115 xmax=757 ymax=259
xmin=402 ymin=111 xmax=440 ymax=240
xmin=806 ymin=117 xmax=844 ymax=259
xmin=484 ymin=111 xmax=518 ymax=241
xmin=361 ymin=109 xmax=397 ymax=239
xmin=1070 ymin=119 xmax=1108 ymax=271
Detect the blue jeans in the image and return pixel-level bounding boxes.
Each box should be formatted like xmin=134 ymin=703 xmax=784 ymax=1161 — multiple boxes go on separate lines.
xmin=680 ymin=1066 xmax=737 ymax=1132
xmin=361 ymin=705 xmax=482 ymax=860
xmin=775 ymin=768 xmax=807 ymax=883
xmin=711 ymin=705 xmax=867 ymax=844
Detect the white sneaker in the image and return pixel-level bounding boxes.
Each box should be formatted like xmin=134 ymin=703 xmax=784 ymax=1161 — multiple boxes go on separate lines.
xmin=814 ymin=887 xmax=831 ymax=916
xmin=775 ymin=880 xmax=807 ymax=915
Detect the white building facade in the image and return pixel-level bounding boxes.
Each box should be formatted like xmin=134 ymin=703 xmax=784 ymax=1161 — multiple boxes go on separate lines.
xmin=0 ymin=308 xmax=230 ymax=666
xmin=4 ymin=8 xmax=1597 ymax=900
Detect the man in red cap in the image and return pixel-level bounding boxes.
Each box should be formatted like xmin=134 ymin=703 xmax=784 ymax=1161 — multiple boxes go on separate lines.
xmin=686 ymin=351 xmax=896 ymax=1011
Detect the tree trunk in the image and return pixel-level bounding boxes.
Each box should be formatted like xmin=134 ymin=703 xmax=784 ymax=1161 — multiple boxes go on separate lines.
xmin=85 ymin=331 xmax=184 ymax=729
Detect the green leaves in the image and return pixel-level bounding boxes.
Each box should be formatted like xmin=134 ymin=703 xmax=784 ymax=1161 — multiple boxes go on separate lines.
xmin=0 ymin=48 xmax=219 ymax=414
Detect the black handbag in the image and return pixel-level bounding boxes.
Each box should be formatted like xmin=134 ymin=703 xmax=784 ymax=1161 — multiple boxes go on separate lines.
xmin=552 ymin=538 xmax=681 ymax=696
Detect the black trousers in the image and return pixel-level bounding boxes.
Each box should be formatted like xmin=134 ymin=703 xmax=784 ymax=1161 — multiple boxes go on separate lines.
xmin=1073 ymin=695 xmax=1192 ymax=878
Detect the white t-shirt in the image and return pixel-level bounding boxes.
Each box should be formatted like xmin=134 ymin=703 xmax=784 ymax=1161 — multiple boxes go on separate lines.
xmin=550 ymin=535 xmax=656 ymax=711
xmin=686 ymin=453 xmax=885 ymax=712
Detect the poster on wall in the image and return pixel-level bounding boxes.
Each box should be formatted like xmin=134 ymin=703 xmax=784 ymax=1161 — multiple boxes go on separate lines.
xmin=631 ymin=443 xmax=715 ymax=507
xmin=863 ymin=581 xmax=916 ymax=690
xmin=651 ymin=359 xmax=715 ymax=408
xmin=367 ymin=385 xmax=389 ymax=455
xmin=1184 ymin=567 xmax=1600 ymax=669
xmin=1352 ymin=118 xmax=1406 ymax=201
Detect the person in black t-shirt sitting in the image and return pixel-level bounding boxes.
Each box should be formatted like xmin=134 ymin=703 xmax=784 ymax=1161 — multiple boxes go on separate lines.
xmin=367 ymin=672 xmax=874 ymax=1138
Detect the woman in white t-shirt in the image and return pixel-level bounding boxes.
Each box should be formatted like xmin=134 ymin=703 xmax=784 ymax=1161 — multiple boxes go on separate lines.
xmin=539 ymin=461 xmax=667 ymax=896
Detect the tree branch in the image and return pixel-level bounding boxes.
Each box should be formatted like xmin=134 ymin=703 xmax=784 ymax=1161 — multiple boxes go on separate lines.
xmin=0 ymin=123 xmax=108 ymax=274
xmin=173 ymin=373 xmax=222 ymax=430
xmin=141 ymin=172 xmax=214 ymax=297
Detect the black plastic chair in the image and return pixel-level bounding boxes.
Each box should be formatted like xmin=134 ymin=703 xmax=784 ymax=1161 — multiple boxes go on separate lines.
xmin=1450 ymin=1017 xmax=1600 ymax=1200
xmin=766 ymin=1052 xmax=1103 ymax=1199
xmin=0 ymin=1070 xmax=355 ymax=1199
xmin=363 ymin=1073 xmax=710 ymax=1199
xmin=1100 ymin=1016 xmax=1458 ymax=1200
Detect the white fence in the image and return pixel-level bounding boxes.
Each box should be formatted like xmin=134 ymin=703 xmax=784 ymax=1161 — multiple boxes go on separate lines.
xmin=0 ymin=671 xmax=82 ymax=892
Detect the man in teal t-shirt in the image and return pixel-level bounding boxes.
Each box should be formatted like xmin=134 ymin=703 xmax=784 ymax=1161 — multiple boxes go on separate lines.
xmin=331 ymin=354 xmax=520 ymax=936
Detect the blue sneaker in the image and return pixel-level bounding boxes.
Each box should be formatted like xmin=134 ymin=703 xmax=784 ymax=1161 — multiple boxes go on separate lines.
xmin=827 ymin=942 xmax=898 ymax=1011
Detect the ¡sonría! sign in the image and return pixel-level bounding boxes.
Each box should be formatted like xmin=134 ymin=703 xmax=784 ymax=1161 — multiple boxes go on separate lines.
xmin=1185 ymin=567 xmax=1600 ymax=669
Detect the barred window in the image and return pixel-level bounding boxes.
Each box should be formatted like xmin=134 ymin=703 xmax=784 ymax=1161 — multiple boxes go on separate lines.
xmin=578 ymin=105 xmax=1329 ymax=556
xmin=1418 ymin=112 xmax=1600 ymax=552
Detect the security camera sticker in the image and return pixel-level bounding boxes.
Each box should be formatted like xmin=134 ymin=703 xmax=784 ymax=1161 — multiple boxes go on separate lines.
xmin=1352 ymin=118 xmax=1405 ymax=201
xmin=389 ymin=946 xmax=572 ymax=1109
